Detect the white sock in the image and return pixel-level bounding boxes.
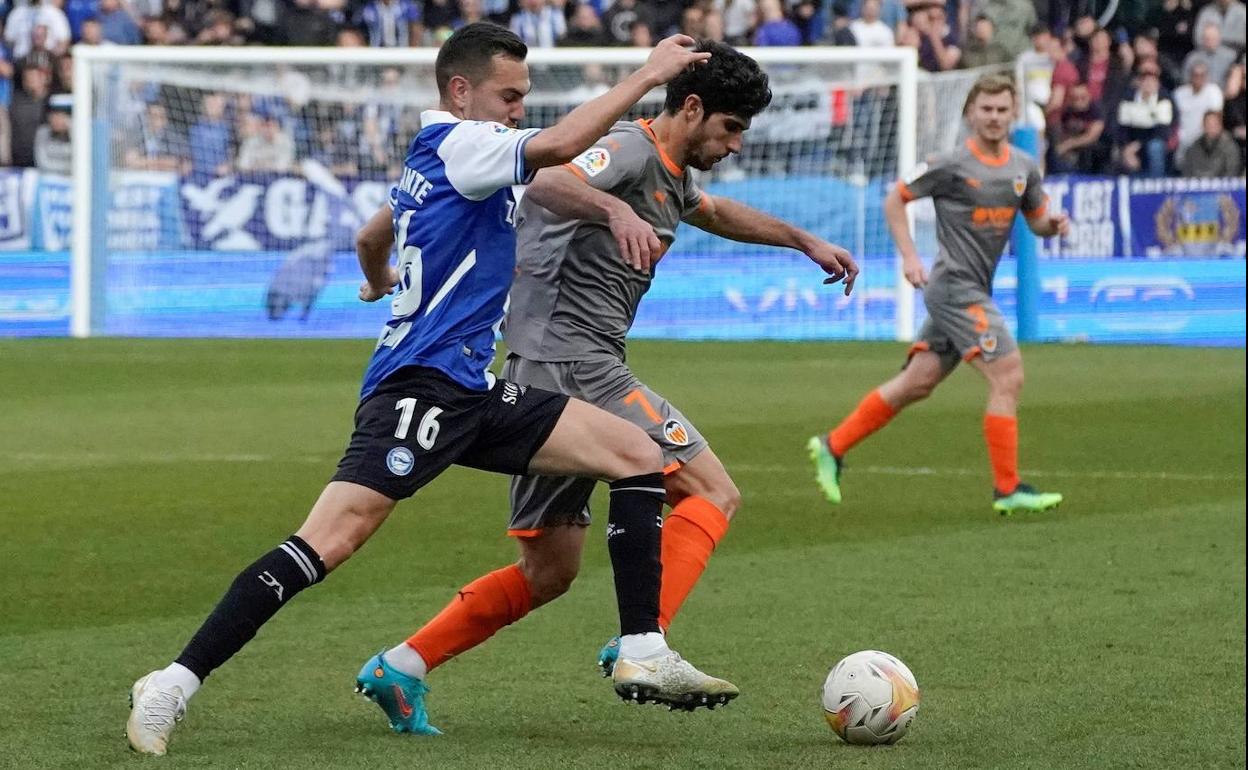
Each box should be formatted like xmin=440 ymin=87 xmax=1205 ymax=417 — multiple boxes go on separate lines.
xmin=156 ymin=662 xmax=201 ymax=700
xmin=618 ymin=631 xmax=669 ymax=660
xmin=385 ymin=642 xmax=429 ymax=680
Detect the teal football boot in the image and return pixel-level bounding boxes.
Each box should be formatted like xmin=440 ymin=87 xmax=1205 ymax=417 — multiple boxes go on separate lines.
xmin=597 ymin=636 xmax=621 ymax=677
xmin=355 ymin=652 xmax=441 ymax=735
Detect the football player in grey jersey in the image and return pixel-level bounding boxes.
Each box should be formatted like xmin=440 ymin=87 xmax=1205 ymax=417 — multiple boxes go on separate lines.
xmin=494 ymin=41 xmax=859 ymax=677
xmin=808 ymin=74 xmax=1070 ymax=516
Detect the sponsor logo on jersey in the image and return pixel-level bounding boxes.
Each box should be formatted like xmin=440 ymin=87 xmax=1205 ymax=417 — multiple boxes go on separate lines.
xmin=490 ymin=123 xmax=515 ymax=134
xmin=572 ymin=147 xmax=611 ymax=177
xmin=386 ymin=446 xmax=416 ymax=476
xmin=979 ymin=331 xmax=998 ymax=353
xmin=971 ymin=206 xmax=1016 ymax=229
xmin=1013 ymin=174 xmax=1026 ymax=197
xmin=663 ymin=419 xmax=689 ymax=446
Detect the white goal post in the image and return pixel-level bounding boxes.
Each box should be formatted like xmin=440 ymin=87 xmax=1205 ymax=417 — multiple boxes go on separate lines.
xmin=72 ymin=44 xmax=920 ymax=342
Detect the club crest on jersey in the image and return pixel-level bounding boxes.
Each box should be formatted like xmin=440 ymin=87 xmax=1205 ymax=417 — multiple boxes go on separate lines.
xmin=663 ymin=419 xmax=689 ymax=446
xmin=572 ymin=147 xmax=611 ymax=178
xmin=490 ymin=124 xmax=515 ymax=134
xmin=1013 ymin=174 xmax=1026 ymax=197
xmin=979 ymin=332 xmax=999 ymax=353
xmin=386 ymin=447 xmax=415 ymax=476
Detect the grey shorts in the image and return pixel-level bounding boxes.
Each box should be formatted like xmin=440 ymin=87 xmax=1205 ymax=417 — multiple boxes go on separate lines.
xmin=910 ymin=285 xmax=1017 ymax=373
xmin=502 ymin=353 xmax=709 ymax=536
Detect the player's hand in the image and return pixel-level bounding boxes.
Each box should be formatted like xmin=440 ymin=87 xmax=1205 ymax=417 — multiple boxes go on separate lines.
xmin=641 ymin=35 xmax=712 ymax=85
xmin=902 ymin=256 xmax=928 ymax=288
xmin=609 ymin=206 xmax=663 ymax=272
xmin=359 ymin=266 xmax=399 ymax=302
xmin=1049 ymin=212 xmax=1070 ymax=238
xmin=810 ymin=241 xmax=860 ymax=296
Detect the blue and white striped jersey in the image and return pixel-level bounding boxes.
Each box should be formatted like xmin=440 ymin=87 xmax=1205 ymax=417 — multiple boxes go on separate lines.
xmin=360 ymin=110 xmax=540 ymax=399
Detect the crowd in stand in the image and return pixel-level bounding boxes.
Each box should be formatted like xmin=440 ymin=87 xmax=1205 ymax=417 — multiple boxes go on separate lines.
xmin=0 ymin=0 xmax=1244 ymax=177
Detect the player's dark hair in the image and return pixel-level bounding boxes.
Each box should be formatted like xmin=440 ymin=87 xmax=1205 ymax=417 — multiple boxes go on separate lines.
xmin=663 ymin=41 xmax=771 ymax=121
xmin=961 ymin=73 xmax=1016 ymax=116
xmin=435 ymin=22 xmax=527 ymax=97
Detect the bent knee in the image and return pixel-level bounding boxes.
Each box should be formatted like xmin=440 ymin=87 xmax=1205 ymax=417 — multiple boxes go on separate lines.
xmin=522 ymin=561 xmax=579 ymax=606
xmin=614 ymin=428 xmax=663 ymax=477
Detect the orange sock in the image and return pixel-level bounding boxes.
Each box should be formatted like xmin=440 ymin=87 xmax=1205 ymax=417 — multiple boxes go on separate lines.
xmin=827 ymin=389 xmax=898 ymax=457
xmin=659 ymin=496 xmax=729 ymax=631
xmin=983 ymin=413 xmax=1019 ymax=494
xmin=406 ymin=564 xmax=531 ymax=674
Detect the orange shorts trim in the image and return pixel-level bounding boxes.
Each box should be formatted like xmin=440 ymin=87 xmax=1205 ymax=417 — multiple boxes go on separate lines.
xmin=506 ymin=528 xmax=544 ymax=538
xmin=907 ymin=341 xmax=931 ymax=358
xmin=562 ymin=163 xmax=589 ymax=182
xmin=962 ymin=346 xmax=983 ymax=362
xmin=662 ymin=460 xmax=682 ymax=476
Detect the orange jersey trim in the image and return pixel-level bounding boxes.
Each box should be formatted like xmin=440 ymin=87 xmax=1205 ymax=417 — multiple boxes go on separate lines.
xmin=966 ymin=137 xmax=1010 ymax=167
xmin=907 ymin=340 xmax=931 ymax=358
xmin=1024 ymin=195 xmax=1049 ymax=220
xmin=896 ymin=180 xmax=916 ymax=203
xmin=562 ymin=162 xmax=589 ymax=182
xmin=637 ymin=119 xmax=684 ymax=177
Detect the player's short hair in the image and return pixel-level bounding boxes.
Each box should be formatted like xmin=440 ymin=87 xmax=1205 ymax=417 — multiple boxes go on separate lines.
xmin=663 ymin=41 xmax=772 ymax=121
xmin=961 ymin=73 xmax=1017 ymax=116
xmin=435 ymin=22 xmax=528 ymax=97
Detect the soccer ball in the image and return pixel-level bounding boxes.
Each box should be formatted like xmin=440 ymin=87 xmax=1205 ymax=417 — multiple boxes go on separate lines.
xmin=821 ymin=650 xmax=920 ymax=745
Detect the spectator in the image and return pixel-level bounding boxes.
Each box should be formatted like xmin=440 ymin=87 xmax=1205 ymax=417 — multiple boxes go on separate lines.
xmin=850 ymin=0 xmax=894 ymax=47
xmin=649 ymin=0 xmax=687 ymax=37
xmin=52 ymin=49 xmax=71 ymax=95
xmin=126 ymin=101 xmax=185 ymax=172
xmin=6 ymin=0 xmax=71 ymax=59
xmin=911 ymin=2 xmax=960 ymax=71
xmin=753 ymin=0 xmax=802 ymax=46
xmin=1192 ymin=0 xmax=1245 ymax=54
xmin=1076 ymin=27 xmax=1128 ymax=109
xmin=1182 ymin=109 xmax=1243 ymax=175
xmin=560 ymin=2 xmax=609 ymax=46
xmin=1045 ymin=25 xmax=1080 ymax=118
xmin=79 ymin=16 xmax=103 ymax=44
xmin=1151 ymin=0 xmax=1195 ymax=62
xmin=680 ymin=3 xmax=705 ymax=37
xmin=189 ymin=91 xmax=233 ymax=178
xmin=94 ymin=0 xmax=141 ymax=45
xmin=602 ymin=0 xmax=653 ymax=45
xmin=1224 ymin=60 xmax=1246 ymax=161
xmin=63 ymin=0 xmax=98 ymax=42
xmin=453 ymin=0 xmax=485 ymax=29
xmin=10 ymin=65 xmax=50 ymax=167
xmin=789 ymin=0 xmax=822 ymax=45
xmin=510 ymin=0 xmax=565 ymax=47
xmin=1015 ymin=23 xmax=1053 ymax=128
xmin=1133 ymin=31 xmax=1183 ymax=92
xmin=1184 ymin=22 xmax=1237 ymax=86
xmin=308 ymin=107 xmax=360 ymax=178
xmin=828 ymin=7 xmax=857 ymax=45
xmin=1115 ymin=65 xmax=1173 ymax=177
xmin=0 ymin=27 xmax=12 ymax=166
xmin=193 ymin=9 xmax=243 ymax=45
xmin=628 ymin=17 xmax=652 ymax=46
xmin=34 ymin=91 xmax=70 ymax=175
xmin=969 ymin=0 xmax=1034 ymax=59
xmin=959 ymin=14 xmax=1009 ymax=67
xmin=479 ymin=0 xmax=509 ymax=25
xmin=237 ymin=111 xmax=294 ymax=173
xmin=1049 ymin=82 xmax=1108 ymax=172
xmin=1174 ymin=61 xmax=1225 ymax=154
xmin=356 ymin=0 xmax=423 ymax=47
xmin=703 ymin=8 xmax=726 ymax=41
xmin=335 ymin=25 xmax=365 ymax=46
xmin=423 ymin=0 xmax=461 ymax=37
xmin=17 ymin=25 xmax=56 ymax=75
xmin=713 ymin=0 xmax=755 ymax=45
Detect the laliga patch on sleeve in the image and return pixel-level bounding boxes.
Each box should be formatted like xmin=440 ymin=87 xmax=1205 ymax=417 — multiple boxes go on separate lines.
xmin=571 ymin=147 xmax=611 ymax=177
xmin=903 ymin=162 xmax=929 ymax=185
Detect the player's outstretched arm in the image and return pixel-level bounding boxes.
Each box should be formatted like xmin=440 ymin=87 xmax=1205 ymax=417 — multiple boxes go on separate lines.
xmin=525 ymin=167 xmax=661 ymax=271
xmin=884 ymin=185 xmax=927 ymax=288
xmin=523 ymin=35 xmax=710 ymax=170
xmin=1026 ymin=209 xmax=1070 ymax=239
xmin=356 ymin=204 xmax=399 ymax=302
xmin=685 ymin=194 xmax=859 ymax=295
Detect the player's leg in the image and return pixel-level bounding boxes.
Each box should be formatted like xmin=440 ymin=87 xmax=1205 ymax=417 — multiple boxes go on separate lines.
xmin=529 ymin=398 xmax=739 ymax=709
xmin=128 ymin=481 xmax=396 ymax=754
xmin=968 ymin=347 xmax=1062 ymax=514
xmin=809 ymin=343 xmax=951 ymax=504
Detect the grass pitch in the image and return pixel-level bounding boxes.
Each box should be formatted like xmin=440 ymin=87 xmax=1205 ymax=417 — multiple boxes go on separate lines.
xmin=0 ymin=339 xmax=1243 ymax=769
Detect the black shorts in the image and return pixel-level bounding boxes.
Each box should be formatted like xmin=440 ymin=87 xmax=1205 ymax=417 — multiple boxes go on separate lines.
xmin=331 ymin=365 xmax=569 ymax=501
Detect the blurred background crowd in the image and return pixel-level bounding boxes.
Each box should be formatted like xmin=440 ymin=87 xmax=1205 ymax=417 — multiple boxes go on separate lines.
xmin=1 ymin=0 xmax=1243 ymax=178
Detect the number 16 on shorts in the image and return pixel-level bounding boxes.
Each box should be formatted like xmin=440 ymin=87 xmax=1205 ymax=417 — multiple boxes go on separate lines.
xmin=394 ymin=397 xmax=443 ymax=450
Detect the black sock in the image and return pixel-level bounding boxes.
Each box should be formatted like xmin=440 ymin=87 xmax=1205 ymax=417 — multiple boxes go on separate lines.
xmin=175 ymin=535 xmax=326 ymax=681
xmin=606 ymin=473 xmax=665 ymax=637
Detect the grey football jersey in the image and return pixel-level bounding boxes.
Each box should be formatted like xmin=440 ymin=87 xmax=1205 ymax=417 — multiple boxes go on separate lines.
xmin=899 ymin=139 xmax=1047 ymax=294
xmin=503 ymin=120 xmax=705 ymax=362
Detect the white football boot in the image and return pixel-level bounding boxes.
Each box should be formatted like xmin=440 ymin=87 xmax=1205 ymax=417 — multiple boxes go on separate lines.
xmin=612 ymin=651 xmax=739 ymax=711
xmin=126 ymin=672 xmax=187 ymax=755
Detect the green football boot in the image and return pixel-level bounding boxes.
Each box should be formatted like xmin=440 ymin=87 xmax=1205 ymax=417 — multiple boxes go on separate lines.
xmin=993 ymin=483 xmax=1063 ymax=516
xmin=806 ymin=435 xmax=844 ymax=504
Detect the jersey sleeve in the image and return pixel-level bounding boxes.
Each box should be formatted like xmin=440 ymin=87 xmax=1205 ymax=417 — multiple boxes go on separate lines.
xmin=562 ymin=130 xmax=650 ymax=193
xmin=896 ymin=153 xmax=956 ymax=203
xmin=680 ymin=176 xmax=707 ymax=220
xmin=1021 ymin=161 xmax=1048 ymax=218
xmin=437 ymin=121 xmax=542 ymax=201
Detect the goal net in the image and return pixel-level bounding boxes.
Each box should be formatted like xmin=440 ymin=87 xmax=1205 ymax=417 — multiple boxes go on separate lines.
xmin=71 ymin=45 xmax=942 ymax=342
